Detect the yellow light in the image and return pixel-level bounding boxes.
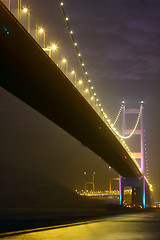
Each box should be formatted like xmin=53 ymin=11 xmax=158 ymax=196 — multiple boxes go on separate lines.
xmin=23 ymin=7 xmax=28 ymax=13
xmin=62 ymin=58 xmax=67 ymax=63
xmin=82 ymin=63 xmax=84 ymax=66
xmin=91 ymin=96 xmax=94 ymax=100
xmin=39 ymin=28 xmax=44 ymax=33
xmin=79 ymin=80 xmax=82 ymax=84
xmin=52 ymin=44 xmax=57 ymax=50
xmin=71 ymin=70 xmax=75 ymax=74
xmin=85 ymin=89 xmax=89 ymax=93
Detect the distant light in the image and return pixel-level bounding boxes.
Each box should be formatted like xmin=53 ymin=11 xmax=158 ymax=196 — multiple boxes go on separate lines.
xmin=78 ymin=53 xmax=81 ymax=56
xmin=85 ymin=89 xmax=89 ymax=93
xmin=88 ymin=80 xmax=91 ymax=82
xmin=96 ymin=98 xmax=99 ymax=101
xmin=79 ymin=80 xmax=82 ymax=84
xmin=122 ymin=100 xmax=125 ymax=104
xmin=75 ymin=42 xmax=77 ymax=46
xmin=61 ymin=2 xmax=63 ymax=5
xmin=23 ymin=7 xmax=28 ymax=13
xmin=82 ymin=63 xmax=84 ymax=66
xmin=94 ymin=93 xmax=96 ymax=96
xmin=72 ymin=70 xmax=75 ymax=74
xmin=91 ymin=86 xmax=94 ymax=89
xmin=51 ymin=44 xmax=57 ymax=50
xmin=62 ymin=58 xmax=67 ymax=63
xmin=66 ymin=17 xmax=69 ymax=21
xmin=85 ymin=72 xmax=88 ymax=75
xmin=99 ymin=104 xmax=101 ymax=106
xmin=141 ymin=101 xmax=144 ymax=104
xmin=39 ymin=28 xmax=44 ymax=33
xmin=70 ymin=30 xmax=73 ymax=34
xmin=91 ymin=96 xmax=94 ymax=100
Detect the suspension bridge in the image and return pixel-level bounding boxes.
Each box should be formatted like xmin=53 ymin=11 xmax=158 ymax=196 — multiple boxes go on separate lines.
xmin=0 ymin=0 xmax=152 ymax=208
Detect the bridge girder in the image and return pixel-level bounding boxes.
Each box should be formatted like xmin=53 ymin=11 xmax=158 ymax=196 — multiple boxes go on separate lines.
xmin=0 ymin=2 xmax=142 ymax=179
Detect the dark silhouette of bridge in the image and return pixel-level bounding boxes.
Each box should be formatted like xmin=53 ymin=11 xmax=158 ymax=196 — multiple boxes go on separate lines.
xmin=0 ymin=2 xmax=151 ymax=207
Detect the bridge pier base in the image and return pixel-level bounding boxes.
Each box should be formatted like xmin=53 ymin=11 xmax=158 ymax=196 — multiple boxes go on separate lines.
xmin=120 ymin=176 xmax=146 ymax=208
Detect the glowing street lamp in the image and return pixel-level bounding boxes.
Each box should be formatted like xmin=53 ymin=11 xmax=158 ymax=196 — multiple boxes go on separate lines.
xmin=39 ymin=28 xmax=45 ymax=48
xmin=51 ymin=44 xmax=58 ymax=63
xmin=71 ymin=70 xmax=76 ymax=87
xmin=51 ymin=44 xmax=57 ymax=51
xmin=62 ymin=58 xmax=68 ymax=75
xmin=78 ymin=80 xmax=83 ymax=94
xmin=23 ymin=8 xmax=30 ymax=34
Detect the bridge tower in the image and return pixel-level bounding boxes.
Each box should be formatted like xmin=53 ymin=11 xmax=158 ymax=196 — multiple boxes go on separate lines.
xmin=120 ymin=101 xmax=146 ymax=208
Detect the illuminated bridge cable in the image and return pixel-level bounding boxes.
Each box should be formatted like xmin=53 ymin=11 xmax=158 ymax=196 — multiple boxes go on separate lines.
xmin=57 ymin=1 xmax=91 ymax=89
xmin=112 ymin=103 xmax=124 ymax=126
xmin=114 ymin=104 xmax=143 ymax=139
xmin=57 ymin=1 xmax=101 ymax=110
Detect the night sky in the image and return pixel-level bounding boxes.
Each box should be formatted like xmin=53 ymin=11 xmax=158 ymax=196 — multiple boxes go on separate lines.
xmin=1 ymin=0 xmax=160 ymax=201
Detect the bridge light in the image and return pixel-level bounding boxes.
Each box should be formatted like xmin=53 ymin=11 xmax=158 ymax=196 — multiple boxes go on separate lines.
xmin=78 ymin=53 xmax=81 ymax=56
xmin=61 ymin=2 xmax=64 ymax=5
xmin=85 ymin=89 xmax=89 ymax=93
xmin=91 ymin=96 xmax=94 ymax=100
xmin=82 ymin=63 xmax=84 ymax=66
xmin=71 ymin=70 xmax=75 ymax=74
xmin=78 ymin=80 xmax=82 ymax=84
xmin=62 ymin=58 xmax=67 ymax=63
xmin=141 ymin=101 xmax=144 ymax=104
xmin=70 ymin=30 xmax=73 ymax=34
xmin=66 ymin=17 xmax=69 ymax=21
xmin=51 ymin=44 xmax=57 ymax=50
xmin=23 ymin=7 xmax=28 ymax=13
xmin=39 ymin=28 xmax=44 ymax=33
xmin=88 ymin=80 xmax=91 ymax=82
xmin=85 ymin=72 xmax=88 ymax=75
xmin=91 ymin=86 xmax=94 ymax=89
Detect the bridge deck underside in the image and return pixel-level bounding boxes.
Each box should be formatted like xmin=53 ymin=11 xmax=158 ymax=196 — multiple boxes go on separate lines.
xmin=0 ymin=2 xmax=142 ymax=178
